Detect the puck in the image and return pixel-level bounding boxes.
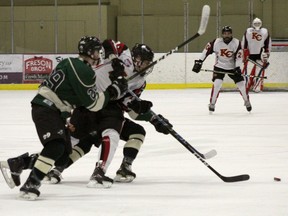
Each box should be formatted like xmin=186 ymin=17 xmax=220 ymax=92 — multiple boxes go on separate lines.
xmin=274 ymin=177 xmax=281 ymax=182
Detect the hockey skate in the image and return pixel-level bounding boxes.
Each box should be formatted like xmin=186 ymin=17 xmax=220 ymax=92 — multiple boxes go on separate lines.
xmin=19 ymin=176 xmax=41 ymax=201
xmin=244 ymin=100 xmax=252 ymax=112
xmin=87 ymin=164 xmax=113 ymax=188
xmin=114 ymin=162 xmax=136 ymax=183
xmin=208 ymin=103 xmax=215 ymax=113
xmin=43 ymin=167 xmax=63 ymax=184
xmin=0 ymin=152 xmax=28 ymax=189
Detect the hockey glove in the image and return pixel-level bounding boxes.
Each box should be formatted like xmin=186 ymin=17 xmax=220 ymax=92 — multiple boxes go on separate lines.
xmin=150 ymin=114 xmax=173 ymax=135
xmin=69 ymin=107 xmax=91 ymax=138
xmin=128 ymin=99 xmax=153 ymax=114
xmin=234 ymin=67 xmax=242 ymax=75
xmin=109 ymin=58 xmax=126 ymax=81
xmin=102 ymin=39 xmax=118 ymax=60
xmin=192 ymin=59 xmax=203 ymax=73
xmin=106 ymin=76 xmax=128 ymax=100
xmin=261 ymin=52 xmax=269 ymax=62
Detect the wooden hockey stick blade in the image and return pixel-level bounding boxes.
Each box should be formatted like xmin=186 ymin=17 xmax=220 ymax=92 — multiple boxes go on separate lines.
xmin=127 ymin=5 xmax=211 ymax=81
xmin=168 ymin=126 xmax=217 ymax=160
xmin=201 ymin=68 xmax=267 ymax=79
xmin=198 ymin=5 xmax=210 ymax=35
xmin=0 ymin=161 xmax=16 ymax=189
xmin=193 ymin=152 xmax=250 ymax=183
xmin=203 ymin=149 xmax=217 ymax=159
xmin=220 ymin=174 xmax=250 ymax=183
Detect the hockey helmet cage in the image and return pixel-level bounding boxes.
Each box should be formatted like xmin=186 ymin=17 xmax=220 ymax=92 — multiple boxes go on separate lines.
xmin=131 ymin=43 xmax=154 ymax=62
xmin=222 ymin=26 xmax=232 ymax=34
xmin=252 ymin=18 xmax=262 ymax=30
xmin=78 ymin=36 xmax=102 ymax=56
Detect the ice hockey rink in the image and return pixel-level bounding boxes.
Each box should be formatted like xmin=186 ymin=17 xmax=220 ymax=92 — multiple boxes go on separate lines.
xmin=0 ymin=89 xmax=287 ymax=216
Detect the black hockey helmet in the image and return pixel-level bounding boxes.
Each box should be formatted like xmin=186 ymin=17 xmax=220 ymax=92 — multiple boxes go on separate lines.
xmin=221 ymin=26 xmax=233 ymax=43
xmin=78 ymin=36 xmax=102 ymax=56
xmin=131 ymin=43 xmax=154 ymax=62
xmin=222 ymin=26 xmax=232 ymax=34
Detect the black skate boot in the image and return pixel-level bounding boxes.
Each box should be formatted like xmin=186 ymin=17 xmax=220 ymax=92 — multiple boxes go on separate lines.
xmin=208 ymin=103 xmax=215 ymax=113
xmin=114 ymin=161 xmax=136 ymax=183
xmin=87 ymin=162 xmax=113 ymax=188
xmin=43 ymin=166 xmax=64 ymax=184
xmin=19 ymin=175 xmax=41 ymax=200
xmin=244 ymin=100 xmax=252 ymax=112
xmin=0 ymin=153 xmax=29 ymax=188
xmin=7 ymin=153 xmax=29 ymax=186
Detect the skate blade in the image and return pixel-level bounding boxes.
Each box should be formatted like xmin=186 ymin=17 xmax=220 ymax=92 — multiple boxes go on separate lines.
xmin=0 ymin=161 xmax=16 ymax=189
xmin=86 ymin=180 xmax=113 ymax=188
xmin=18 ymin=191 xmax=38 ymax=201
xmin=114 ymin=175 xmax=135 ymax=183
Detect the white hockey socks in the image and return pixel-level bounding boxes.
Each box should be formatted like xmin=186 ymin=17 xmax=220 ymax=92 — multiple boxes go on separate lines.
xmin=98 ymin=129 xmax=120 ymax=173
xmin=210 ymin=79 xmax=223 ymax=105
xmin=236 ymin=80 xmax=249 ymax=102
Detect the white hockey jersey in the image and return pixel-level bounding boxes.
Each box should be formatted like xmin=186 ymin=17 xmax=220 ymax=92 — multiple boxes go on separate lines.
xmin=199 ymin=38 xmax=242 ymax=70
xmin=242 ymin=27 xmax=271 ymax=54
xmin=94 ymin=43 xmax=146 ymax=105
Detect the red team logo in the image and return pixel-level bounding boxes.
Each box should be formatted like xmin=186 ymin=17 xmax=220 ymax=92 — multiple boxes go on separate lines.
xmin=252 ymin=32 xmax=262 ymax=41
xmin=220 ymin=49 xmax=233 ymax=57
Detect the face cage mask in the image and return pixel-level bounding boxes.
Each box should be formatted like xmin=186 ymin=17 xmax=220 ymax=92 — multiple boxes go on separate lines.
xmin=253 ymin=22 xmax=262 ymax=30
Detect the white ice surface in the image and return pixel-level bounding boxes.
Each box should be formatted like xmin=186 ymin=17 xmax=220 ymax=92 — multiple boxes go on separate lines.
xmin=0 ymin=89 xmax=288 ymax=216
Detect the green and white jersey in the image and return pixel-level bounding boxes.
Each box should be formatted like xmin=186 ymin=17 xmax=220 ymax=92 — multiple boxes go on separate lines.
xmin=31 ymin=57 xmax=110 ymax=113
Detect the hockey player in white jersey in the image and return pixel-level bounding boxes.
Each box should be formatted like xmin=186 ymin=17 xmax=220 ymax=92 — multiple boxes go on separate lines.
xmin=242 ymin=18 xmax=271 ymax=92
xmin=192 ymin=26 xmax=252 ymax=113
xmin=85 ymin=41 xmax=171 ymax=186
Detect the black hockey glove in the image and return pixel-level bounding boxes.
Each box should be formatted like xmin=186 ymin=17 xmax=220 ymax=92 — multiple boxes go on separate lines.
xmin=150 ymin=114 xmax=173 ymax=135
xmin=109 ymin=58 xmax=125 ymax=81
xmin=70 ymin=107 xmax=90 ymax=126
xmin=234 ymin=67 xmax=242 ymax=75
xmin=102 ymin=39 xmax=118 ymax=60
xmin=192 ymin=59 xmax=203 ymax=73
xmin=106 ymin=76 xmax=128 ymax=100
xmin=69 ymin=107 xmax=92 ymax=138
xmin=127 ymin=99 xmax=153 ymax=114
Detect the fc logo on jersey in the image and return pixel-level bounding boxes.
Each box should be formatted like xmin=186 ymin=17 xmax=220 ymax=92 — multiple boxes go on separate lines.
xmin=252 ymin=32 xmax=262 ymax=41
xmin=220 ymin=49 xmax=233 ymax=57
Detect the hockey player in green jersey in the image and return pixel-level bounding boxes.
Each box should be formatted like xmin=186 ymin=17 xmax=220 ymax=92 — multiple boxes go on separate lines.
xmin=12 ymin=36 xmax=127 ymax=200
xmin=0 ymin=40 xmax=170 ymax=195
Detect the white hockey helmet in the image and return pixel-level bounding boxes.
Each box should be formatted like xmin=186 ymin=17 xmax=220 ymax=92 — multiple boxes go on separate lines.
xmin=252 ymin=18 xmax=262 ymax=30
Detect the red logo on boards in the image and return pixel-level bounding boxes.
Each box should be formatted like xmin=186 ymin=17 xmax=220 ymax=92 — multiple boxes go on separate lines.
xmin=24 ymin=56 xmax=53 ymax=73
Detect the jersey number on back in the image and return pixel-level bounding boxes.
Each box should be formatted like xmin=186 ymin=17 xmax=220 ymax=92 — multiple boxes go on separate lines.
xmin=43 ymin=69 xmax=65 ymax=91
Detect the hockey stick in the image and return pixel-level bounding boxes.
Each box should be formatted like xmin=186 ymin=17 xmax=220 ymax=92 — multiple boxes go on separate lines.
xmin=243 ymin=59 xmax=270 ymax=91
xmin=128 ymin=90 xmax=249 ymax=182
xmin=127 ymin=5 xmax=210 ymax=81
xmin=247 ymin=58 xmax=270 ymax=69
xmin=201 ymin=68 xmax=267 ymax=79
xmin=127 ymin=89 xmax=216 ymax=160
xmin=253 ymin=61 xmax=269 ymax=88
